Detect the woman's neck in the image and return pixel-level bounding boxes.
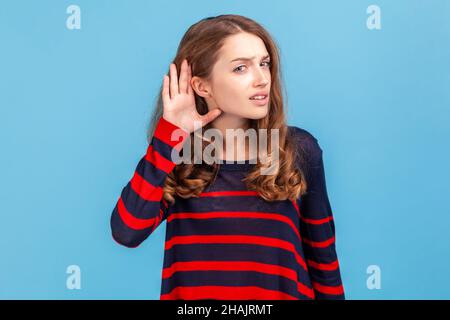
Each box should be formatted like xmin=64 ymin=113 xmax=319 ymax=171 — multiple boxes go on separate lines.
xmin=209 ymin=112 xmax=254 ymax=162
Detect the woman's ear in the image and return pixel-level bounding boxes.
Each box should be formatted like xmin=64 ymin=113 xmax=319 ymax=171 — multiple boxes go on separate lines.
xmin=191 ymin=76 xmax=210 ymax=98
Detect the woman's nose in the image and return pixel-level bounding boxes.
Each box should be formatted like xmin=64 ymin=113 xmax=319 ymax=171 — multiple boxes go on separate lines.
xmin=254 ymin=70 xmax=269 ymax=86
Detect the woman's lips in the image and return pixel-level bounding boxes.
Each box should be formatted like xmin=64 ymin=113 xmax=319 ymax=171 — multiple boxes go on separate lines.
xmin=249 ymin=95 xmax=269 ymax=106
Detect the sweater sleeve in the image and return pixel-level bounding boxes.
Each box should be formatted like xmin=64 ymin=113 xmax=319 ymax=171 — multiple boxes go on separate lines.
xmin=110 ymin=116 xmax=189 ymax=248
xmin=294 ymin=129 xmax=345 ymax=300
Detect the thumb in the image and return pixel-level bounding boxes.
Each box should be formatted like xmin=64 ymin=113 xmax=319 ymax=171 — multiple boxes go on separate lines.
xmin=201 ymin=109 xmax=222 ymax=127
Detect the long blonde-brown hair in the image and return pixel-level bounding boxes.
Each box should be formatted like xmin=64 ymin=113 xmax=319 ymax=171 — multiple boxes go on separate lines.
xmin=147 ymin=14 xmax=308 ymax=204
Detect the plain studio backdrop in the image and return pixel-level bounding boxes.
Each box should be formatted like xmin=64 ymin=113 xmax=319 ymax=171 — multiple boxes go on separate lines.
xmin=0 ymin=0 xmax=449 ymax=299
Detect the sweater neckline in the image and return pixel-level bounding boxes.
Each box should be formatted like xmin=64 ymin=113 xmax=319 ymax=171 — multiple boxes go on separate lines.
xmin=217 ymin=158 xmax=257 ymax=171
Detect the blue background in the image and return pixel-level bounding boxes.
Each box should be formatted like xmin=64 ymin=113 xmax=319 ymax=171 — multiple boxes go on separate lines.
xmin=1 ymin=0 xmax=449 ymax=299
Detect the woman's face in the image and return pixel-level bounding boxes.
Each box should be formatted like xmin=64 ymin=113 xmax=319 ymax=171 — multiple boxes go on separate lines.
xmin=194 ymin=32 xmax=272 ymax=121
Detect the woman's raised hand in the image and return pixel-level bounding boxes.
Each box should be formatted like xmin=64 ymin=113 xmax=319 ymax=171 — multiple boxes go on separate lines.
xmin=162 ymin=59 xmax=222 ymax=134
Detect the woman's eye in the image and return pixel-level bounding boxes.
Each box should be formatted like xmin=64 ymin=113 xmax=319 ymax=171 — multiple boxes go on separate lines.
xmin=262 ymin=61 xmax=271 ymax=67
xmin=233 ymin=65 xmax=246 ymax=73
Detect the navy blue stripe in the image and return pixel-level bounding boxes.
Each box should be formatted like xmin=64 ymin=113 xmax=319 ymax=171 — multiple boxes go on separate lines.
xmin=314 ymin=291 xmax=345 ymax=300
xmin=310 ymin=269 xmax=345 ymax=287
xmin=152 ymin=135 xmax=178 ymax=161
xmin=299 ymin=221 xmax=334 ymax=242
xmin=136 ymin=149 xmax=171 ymax=186
xmin=303 ymin=245 xmax=339 ymax=265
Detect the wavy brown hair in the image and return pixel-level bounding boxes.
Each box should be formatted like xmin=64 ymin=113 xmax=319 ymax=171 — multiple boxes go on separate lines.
xmin=146 ymin=14 xmax=308 ymax=204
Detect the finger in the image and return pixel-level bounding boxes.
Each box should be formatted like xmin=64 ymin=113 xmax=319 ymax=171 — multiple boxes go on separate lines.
xmin=162 ymin=74 xmax=170 ymax=106
xmin=187 ymin=62 xmax=194 ymax=96
xmin=169 ymin=63 xmax=179 ymax=98
xmin=201 ymin=109 xmax=222 ymax=127
xmin=179 ymin=59 xmax=187 ymax=94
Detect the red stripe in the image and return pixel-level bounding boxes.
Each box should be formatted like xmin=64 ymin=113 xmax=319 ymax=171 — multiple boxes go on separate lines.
xmin=302 ymin=236 xmax=335 ymax=248
xmin=199 ymin=190 xmax=259 ymax=197
xmin=153 ymin=117 xmax=189 ymax=151
xmin=307 ymin=259 xmax=339 ymax=271
xmin=160 ymin=285 xmax=299 ymax=300
xmin=312 ymin=281 xmax=345 ymax=295
xmin=162 ymin=260 xmax=315 ymax=299
xmin=164 ymin=235 xmax=307 ymax=271
xmin=145 ymin=145 xmax=176 ymax=173
xmin=298 ymin=281 xmax=315 ymax=299
xmin=130 ymin=171 xmax=163 ymax=201
xmin=117 ymin=197 xmax=156 ymax=230
xmin=301 ymin=215 xmax=333 ymax=225
xmin=167 ymin=211 xmax=301 ymax=244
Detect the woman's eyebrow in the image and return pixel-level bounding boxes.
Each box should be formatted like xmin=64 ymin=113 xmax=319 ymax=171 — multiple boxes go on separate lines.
xmin=230 ymin=54 xmax=270 ymax=63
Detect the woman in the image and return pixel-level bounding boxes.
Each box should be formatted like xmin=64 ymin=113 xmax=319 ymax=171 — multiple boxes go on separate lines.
xmin=110 ymin=14 xmax=345 ymax=300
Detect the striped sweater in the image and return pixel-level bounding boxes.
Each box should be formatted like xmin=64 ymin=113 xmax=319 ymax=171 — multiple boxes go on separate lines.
xmin=110 ymin=116 xmax=345 ymax=300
